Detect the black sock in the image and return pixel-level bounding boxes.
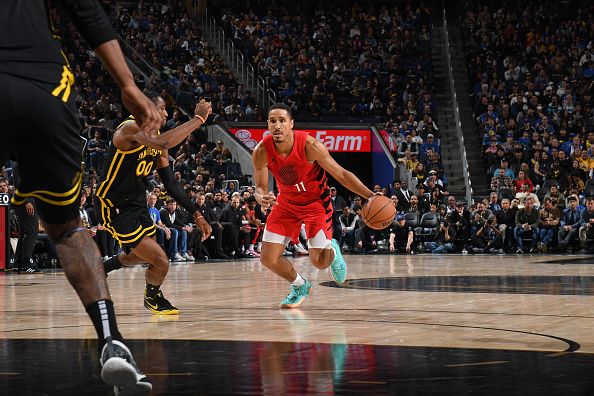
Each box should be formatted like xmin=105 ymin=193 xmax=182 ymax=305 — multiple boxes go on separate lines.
xmin=145 ymin=283 xmax=160 ymax=298
xmin=104 ymin=255 xmax=123 ymax=275
xmin=85 ymin=299 xmax=123 ymax=352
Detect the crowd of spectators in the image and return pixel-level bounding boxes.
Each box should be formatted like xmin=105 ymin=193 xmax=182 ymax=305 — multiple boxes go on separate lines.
xmin=214 ymin=0 xmax=434 ymax=122
xmin=460 ymin=1 xmax=594 ymax=204
xmin=106 ymin=1 xmax=264 ymax=122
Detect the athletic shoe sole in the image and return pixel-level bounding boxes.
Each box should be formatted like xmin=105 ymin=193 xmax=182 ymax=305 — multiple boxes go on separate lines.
xmin=101 ymin=357 xmax=152 ymax=395
xmin=279 ymin=286 xmax=312 ymax=309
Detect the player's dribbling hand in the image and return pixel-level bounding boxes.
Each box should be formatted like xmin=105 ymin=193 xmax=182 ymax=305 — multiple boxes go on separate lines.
xmin=195 ymin=99 xmax=212 ymax=122
xmin=120 ymin=85 xmax=162 ymax=137
xmin=195 ymin=215 xmax=212 ymax=241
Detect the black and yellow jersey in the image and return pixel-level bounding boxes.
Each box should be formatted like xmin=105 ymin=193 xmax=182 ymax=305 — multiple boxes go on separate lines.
xmin=96 ymin=116 xmax=162 ymax=207
xmin=0 ymin=0 xmax=116 ymax=92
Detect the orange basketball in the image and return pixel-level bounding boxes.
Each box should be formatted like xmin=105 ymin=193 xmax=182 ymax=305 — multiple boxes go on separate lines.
xmin=361 ymin=195 xmax=396 ymax=230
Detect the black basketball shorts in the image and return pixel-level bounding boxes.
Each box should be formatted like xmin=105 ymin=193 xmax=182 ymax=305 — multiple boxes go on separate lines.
xmin=97 ymin=199 xmax=156 ymax=253
xmin=0 ymin=72 xmax=84 ymax=224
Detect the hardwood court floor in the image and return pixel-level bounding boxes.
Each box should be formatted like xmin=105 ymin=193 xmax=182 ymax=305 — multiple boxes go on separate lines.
xmin=1 ymin=254 xmax=594 ymax=395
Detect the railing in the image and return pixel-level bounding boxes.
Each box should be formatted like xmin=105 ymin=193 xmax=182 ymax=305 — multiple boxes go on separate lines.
xmin=443 ymin=3 xmax=473 ymax=205
xmin=199 ymin=8 xmax=273 ymax=108
xmin=117 ymin=34 xmax=160 ymax=80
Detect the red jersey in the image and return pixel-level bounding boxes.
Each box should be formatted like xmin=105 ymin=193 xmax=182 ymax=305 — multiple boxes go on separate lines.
xmin=263 ymin=130 xmax=330 ymax=206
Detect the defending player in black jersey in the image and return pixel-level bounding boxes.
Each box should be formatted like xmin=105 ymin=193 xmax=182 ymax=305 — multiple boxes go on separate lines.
xmin=0 ymin=1 xmax=162 ymax=394
xmin=99 ymin=97 xmax=213 ymax=315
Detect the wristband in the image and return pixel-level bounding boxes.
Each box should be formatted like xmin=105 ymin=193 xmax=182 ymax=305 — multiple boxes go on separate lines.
xmin=195 ymin=114 xmax=206 ymax=123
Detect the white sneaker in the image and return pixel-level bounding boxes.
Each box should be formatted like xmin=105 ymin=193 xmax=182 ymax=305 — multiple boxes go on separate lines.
xmin=183 ymin=253 xmax=194 ymax=261
xmin=173 ymin=253 xmax=184 ymax=261
xmin=283 ymin=249 xmax=293 ymax=256
xmin=100 ymin=339 xmax=152 ymax=395
xmin=294 ymin=243 xmax=308 ymax=255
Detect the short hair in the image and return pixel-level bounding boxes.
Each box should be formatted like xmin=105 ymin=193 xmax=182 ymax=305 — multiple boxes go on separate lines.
xmin=353 ymin=204 xmax=362 ymax=211
xmin=567 ymin=196 xmax=577 ymax=202
xmin=586 ymin=196 xmax=594 ymax=202
xmin=268 ymin=103 xmax=293 ymax=119
xmin=150 ymin=95 xmax=164 ymax=105
xmin=166 ymin=198 xmax=176 ymax=204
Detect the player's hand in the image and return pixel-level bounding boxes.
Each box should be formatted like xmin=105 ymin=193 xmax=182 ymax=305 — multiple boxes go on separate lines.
xmin=389 ymin=243 xmax=395 ymax=253
xmin=25 ymin=202 xmax=35 ymax=216
xmin=120 ymin=85 xmax=161 ymax=136
xmin=194 ymin=99 xmax=212 ymax=122
xmin=195 ymin=215 xmax=212 ymax=241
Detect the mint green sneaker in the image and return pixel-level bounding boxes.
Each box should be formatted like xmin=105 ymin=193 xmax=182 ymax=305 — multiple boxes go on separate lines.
xmin=279 ymin=280 xmax=312 ymax=308
xmin=330 ymin=239 xmax=347 ymax=284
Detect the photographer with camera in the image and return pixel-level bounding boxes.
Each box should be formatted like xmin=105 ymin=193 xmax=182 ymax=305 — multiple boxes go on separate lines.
xmin=423 ymin=219 xmax=456 ymax=253
xmin=470 ymin=214 xmax=503 ymax=253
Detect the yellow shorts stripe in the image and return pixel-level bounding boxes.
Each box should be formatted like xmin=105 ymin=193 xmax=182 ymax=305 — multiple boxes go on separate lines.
xmin=97 ymin=152 xmax=124 ymax=198
xmin=11 ymin=172 xmax=82 ymax=206
xmin=96 ymin=197 xmax=155 ymax=246
xmin=51 ymin=66 xmax=74 ymax=102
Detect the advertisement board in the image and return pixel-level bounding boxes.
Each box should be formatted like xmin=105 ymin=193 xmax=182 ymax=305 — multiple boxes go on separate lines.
xmin=229 ymin=128 xmax=371 ymax=152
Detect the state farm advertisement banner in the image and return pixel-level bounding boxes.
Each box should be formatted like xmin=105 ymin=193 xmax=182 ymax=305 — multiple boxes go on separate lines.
xmin=229 ymin=128 xmax=371 ymax=152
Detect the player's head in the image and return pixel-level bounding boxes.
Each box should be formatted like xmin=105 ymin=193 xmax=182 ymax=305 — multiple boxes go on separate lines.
xmin=150 ymin=95 xmax=168 ymax=127
xmin=267 ymin=103 xmax=294 ymax=143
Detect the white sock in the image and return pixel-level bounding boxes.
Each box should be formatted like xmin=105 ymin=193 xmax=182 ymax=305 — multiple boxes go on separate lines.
xmin=291 ymin=273 xmax=305 ymax=287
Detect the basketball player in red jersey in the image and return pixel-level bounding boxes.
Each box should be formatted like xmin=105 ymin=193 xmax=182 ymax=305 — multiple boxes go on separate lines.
xmin=252 ymin=103 xmax=374 ymax=308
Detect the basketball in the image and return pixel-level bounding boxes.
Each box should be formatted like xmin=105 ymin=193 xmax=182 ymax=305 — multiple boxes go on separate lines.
xmin=361 ymin=195 xmax=396 ymax=230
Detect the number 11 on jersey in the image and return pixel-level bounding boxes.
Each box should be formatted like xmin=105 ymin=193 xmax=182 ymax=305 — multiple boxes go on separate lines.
xmin=294 ymin=181 xmax=306 ymax=192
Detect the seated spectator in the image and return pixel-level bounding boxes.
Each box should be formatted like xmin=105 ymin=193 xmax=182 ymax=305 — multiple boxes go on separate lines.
xmin=218 ymin=195 xmax=250 ymax=258
xmin=491 ymin=167 xmax=514 ymax=192
xmin=513 ymin=197 xmax=540 ymax=254
xmin=488 ymin=192 xmax=501 ymax=212
xmin=407 ymin=194 xmax=424 ymax=217
xmin=471 ymin=201 xmax=493 ymax=234
xmin=578 ymin=197 xmax=594 ymax=251
xmin=424 ymin=221 xmax=456 ymax=253
xmin=160 ymin=199 xmax=193 ymax=261
xmin=513 ymin=170 xmax=534 ymax=193
xmin=515 ymin=183 xmax=541 ymax=209
xmin=196 ymin=192 xmax=228 ymax=259
xmin=495 ymin=198 xmax=518 ymax=252
xmin=339 ymin=206 xmax=358 ymax=251
xmin=558 ymin=195 xmax=583 ymax=252
xmin=147 ymin=193 xmax=171 ymax=252
xmin=471 ymin=214 xmax=503 ymax=253
xmin=243 ymin=196 xmax=264 ymax=258
xmin=537 ymin=198 xmax=561 ymax=253
xmin=544 ymin=184 xmax=566 ymax=210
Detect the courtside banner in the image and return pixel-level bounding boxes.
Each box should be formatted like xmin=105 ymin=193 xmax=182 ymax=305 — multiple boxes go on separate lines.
xmin=229 ymin=128 xmax=371 ymax=152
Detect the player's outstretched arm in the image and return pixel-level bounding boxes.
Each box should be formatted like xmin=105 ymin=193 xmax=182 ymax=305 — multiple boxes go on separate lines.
xmin=252 ymin=144 xmax=275 ymax=209
xmin=116 ymin=100 xmax=212 ymax=151
xmin=305 ymin=137 xmax=374 ymax=199
xmin=155 ymin=155 xmax=211 ymax=241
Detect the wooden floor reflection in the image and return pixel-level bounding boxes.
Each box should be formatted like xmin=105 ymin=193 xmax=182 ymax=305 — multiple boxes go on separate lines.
xmin=2 ymin=254 xmax=594 ymax=394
